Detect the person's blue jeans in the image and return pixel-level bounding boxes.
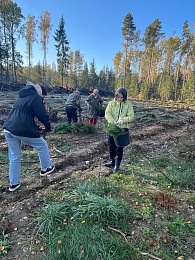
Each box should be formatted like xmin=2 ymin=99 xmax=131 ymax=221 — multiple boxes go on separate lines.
xmin=4 ymin=132 xmax=53 ymax=186
xmin=66 ymin=106 xmax=78 ymax=124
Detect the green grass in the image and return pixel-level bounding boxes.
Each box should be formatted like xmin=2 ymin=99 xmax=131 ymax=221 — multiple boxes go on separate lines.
xmin=33 ymin=178 xmax=136 ymax=259
xmin=33 ymin=163 xmax=195 ymax=260
xmin=0 ymin=232 xmax=11 ymax=256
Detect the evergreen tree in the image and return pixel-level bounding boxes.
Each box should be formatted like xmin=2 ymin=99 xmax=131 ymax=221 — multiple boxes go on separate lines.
xmin=142 ymin=19 xmax=164 ymax=98
xmin=80 ymin=62 xmax=89 ymax=89
xmin=121 ymin=12 xmax=136 ymax=87
xmin=89 ymin=59 xmax=98 ymax=88
xmin=98 ymin=67 xmax=107 ymax=89
xmin=106 ymin=67 xmax=116 ymax=91
xmin=0 ymin=0 xmax=24 ymax=82
xmin=53 ymin=15 xmax=69 ymax=87
xmin=74 ymin=50 xmax=84 ymax=87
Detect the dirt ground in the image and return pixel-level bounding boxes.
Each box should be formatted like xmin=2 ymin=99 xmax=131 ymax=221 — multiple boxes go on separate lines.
xmin=0 ymin=93 xmax=195 ymax=259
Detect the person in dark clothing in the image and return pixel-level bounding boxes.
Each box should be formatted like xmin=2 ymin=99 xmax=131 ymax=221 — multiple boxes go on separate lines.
xmin=65 ymin=88 xmax=82 ymax=124
xmin=3 ymin=82 xmax=55 ymax=192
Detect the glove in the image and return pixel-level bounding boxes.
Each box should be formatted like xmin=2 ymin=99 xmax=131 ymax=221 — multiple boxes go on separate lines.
xmin=117 ymin=118 xmax=124 ymax=125
xmin=37 ymin=125 xmax=44 ymax=131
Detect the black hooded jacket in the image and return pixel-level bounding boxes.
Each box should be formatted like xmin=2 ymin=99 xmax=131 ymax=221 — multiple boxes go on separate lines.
xmin=3 ymin=85 xmax=51 ymax=138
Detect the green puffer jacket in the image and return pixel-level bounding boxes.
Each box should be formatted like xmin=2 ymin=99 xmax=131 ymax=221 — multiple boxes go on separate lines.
xmin=105 ymin=99 xmax=134 ymax=128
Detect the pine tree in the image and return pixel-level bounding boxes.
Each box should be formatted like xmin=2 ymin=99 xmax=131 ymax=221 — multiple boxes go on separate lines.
xmin=89 ymin=59 xmax=98 ymax=88
xmin=53 ymin=15 xmax=69 ymax=87
xmin=121 ymin=12 xmax=136 ymax=87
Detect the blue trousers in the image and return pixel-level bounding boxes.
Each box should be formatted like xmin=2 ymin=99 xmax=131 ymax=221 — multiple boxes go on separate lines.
xmin=4 ymin=132 xmax=53 ymax=186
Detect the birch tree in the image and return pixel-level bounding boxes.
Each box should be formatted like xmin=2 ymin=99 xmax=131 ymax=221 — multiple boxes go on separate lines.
xmin=25 ymin=15 xmax=37 ymax=78
xmin=38 ymin=10 xmax=52 ymax=86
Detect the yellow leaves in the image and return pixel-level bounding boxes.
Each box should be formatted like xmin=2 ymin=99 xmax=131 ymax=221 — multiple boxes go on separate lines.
xmin=81 ymin=220 xmax=85 ymax=224
xmin=0 ymin=246 xmax=5 ymax=252
xmin=39 ymin=246 xmax=44 ymax=251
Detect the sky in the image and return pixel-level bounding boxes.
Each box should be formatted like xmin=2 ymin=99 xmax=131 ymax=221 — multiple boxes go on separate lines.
xmin=14 ymin=0 xmax=195 ymax=73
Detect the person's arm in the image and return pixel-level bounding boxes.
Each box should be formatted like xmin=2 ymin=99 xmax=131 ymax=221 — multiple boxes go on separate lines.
xmin=85 ymin=95 xmax=92 ymax=107
xmin=33 ymin=96 xmax=51 ymax=131
xmin=105 ymin=101 xmax=117 ymax=124
xmin=75 ymin=94 xmax=82 ymax=111
xmin=120 ymin=102 xmax=135 ymax=124
xmin=99 ymin=95 xmax=103 ymax=105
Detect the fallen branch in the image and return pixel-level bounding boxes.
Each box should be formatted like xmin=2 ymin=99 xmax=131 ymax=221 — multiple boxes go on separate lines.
xmin=108 ymin=226 xmax=162 ymax=260
xmin=52 ymin=147 xmax=65 ymax=155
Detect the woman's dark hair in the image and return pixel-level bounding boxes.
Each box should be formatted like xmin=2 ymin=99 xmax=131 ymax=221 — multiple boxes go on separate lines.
xmin=115 ymin=87 xmax=127 ymax=101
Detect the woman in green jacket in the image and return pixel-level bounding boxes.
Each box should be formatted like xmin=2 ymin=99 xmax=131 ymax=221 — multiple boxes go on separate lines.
xmin=104 ymin=87 xmax=134 ymax=173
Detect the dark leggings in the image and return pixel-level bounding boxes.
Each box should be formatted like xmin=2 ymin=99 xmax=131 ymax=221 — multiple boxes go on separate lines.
xmin=66 ymin=106 xmax=78 ymax=124
xmin=108 ymin=135 xmax=123 ymax=161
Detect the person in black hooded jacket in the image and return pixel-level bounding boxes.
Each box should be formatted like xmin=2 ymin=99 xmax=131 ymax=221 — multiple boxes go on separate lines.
xmin=3 ymin=82 xmax=55 ymax=192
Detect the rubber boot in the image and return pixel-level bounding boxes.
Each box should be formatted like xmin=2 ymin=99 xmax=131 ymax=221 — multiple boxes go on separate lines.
xmin=104 ymin=159 xmax=115 ymax=168
xmin=113 ymin=159 xmax=121 ymax=173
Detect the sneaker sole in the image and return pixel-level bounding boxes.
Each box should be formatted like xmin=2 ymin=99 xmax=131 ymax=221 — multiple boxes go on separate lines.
xmin=40 ymin=165 xmax=55 ymax=176
xmin=9 ymin=184 xmax=21 ymax=192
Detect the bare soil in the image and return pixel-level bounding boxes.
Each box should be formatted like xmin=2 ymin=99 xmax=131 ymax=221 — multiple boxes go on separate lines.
xmin=0 ymin=93 xmax=195 ymax=259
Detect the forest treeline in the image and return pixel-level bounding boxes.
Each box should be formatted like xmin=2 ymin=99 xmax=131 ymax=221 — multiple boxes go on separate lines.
xmin=0 ymin=0 xmax=195 ymax=101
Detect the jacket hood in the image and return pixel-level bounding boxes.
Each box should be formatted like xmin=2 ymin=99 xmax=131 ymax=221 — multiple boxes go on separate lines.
xmin=19 ymin=85 xmax=38 ymax=98
xmin=115 ymin=87 xmax=127 ymax=101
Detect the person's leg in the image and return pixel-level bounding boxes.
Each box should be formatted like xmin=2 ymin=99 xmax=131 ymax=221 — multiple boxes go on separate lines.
xmin=109 ymin=136 xmax=117 ymax=160
xmin=4 ymin=132 xmax=21 ymax=186
xmin=89 ymin=118 xmax=93 ymax=124
xmin=71 ymin=107 xmax=78 ymax=123
xmin=13 ymin=135 xmax=53 ymax=171
xmin=116 ymin=147 xmax=123 ymax=161
xmin=113 ymin=147 xmax=124 ymax=173
xmin=104 ymin=136 xmax=116 ymax=167
xmin=93 ymin=118 xmax=97 ymax=125
xmin=66 ymin=107 xmax=72 ymax=125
